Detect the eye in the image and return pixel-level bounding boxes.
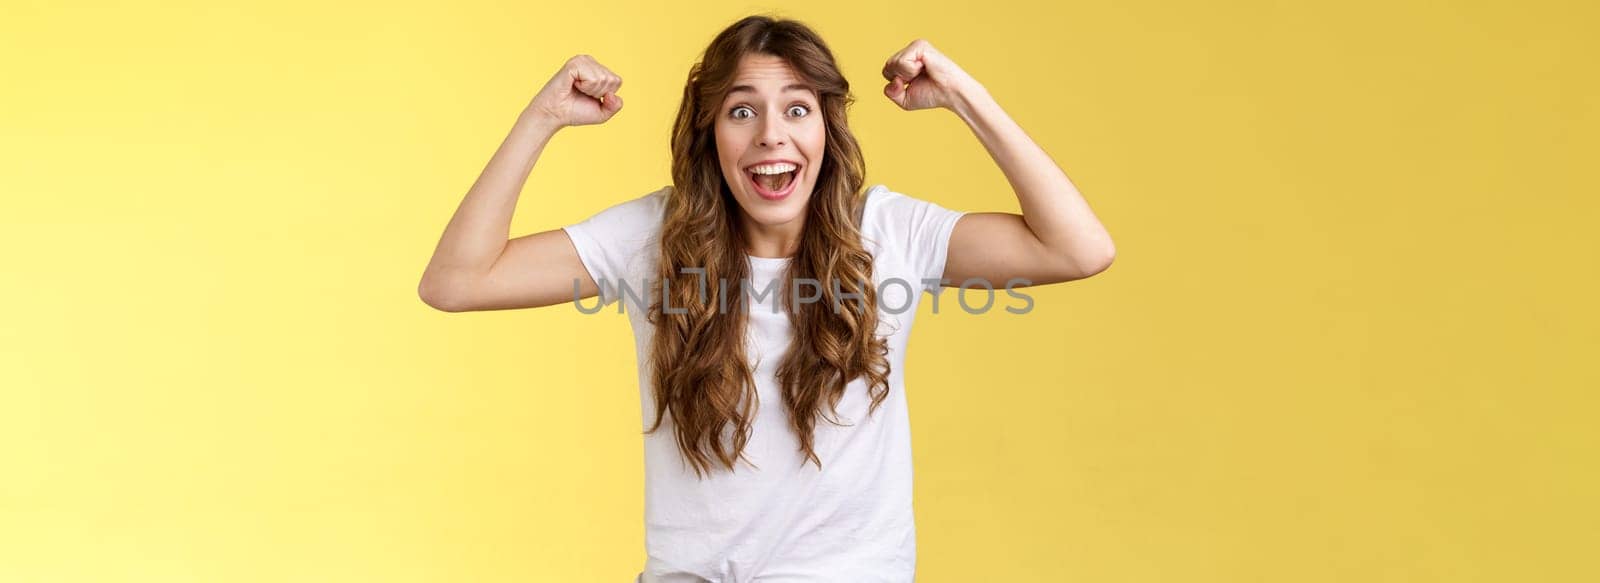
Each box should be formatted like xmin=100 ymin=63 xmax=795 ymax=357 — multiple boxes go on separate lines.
xmin=787 ymin=104 xmax=811 ymax=117
xmin=730 ymin=106 xmax=754 ymax=120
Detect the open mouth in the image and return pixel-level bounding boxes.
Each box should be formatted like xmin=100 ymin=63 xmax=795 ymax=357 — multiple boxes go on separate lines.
xmin=746 ymin=162 xmax=801 ymax=200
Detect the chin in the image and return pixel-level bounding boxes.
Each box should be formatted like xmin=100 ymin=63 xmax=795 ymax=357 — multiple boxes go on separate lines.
xmin=747 ymin=201 xmax=807 ymax=227
xmin=732 ymin=180 xmax=812 ymax=226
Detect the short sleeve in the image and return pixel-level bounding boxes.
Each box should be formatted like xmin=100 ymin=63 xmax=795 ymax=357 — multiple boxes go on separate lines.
xmin=561 ymin=186 xmax=669 ymax=308
xmin=862 ymin=185 xmax=967 ymax=294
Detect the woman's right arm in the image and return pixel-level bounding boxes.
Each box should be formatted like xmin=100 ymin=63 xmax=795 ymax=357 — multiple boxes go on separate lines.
xmin=417 ymin=55 xmax=624 ymax=312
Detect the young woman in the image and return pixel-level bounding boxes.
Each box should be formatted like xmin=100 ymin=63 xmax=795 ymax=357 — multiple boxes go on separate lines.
xmin=419 ymin=15 xmax=1114 ymax=583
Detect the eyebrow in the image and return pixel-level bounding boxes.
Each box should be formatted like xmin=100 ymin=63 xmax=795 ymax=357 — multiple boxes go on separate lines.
xmin=726 ymin=83 xmax=814 ymax=96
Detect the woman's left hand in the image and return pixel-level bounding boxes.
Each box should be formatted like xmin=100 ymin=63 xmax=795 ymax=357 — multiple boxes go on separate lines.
xmin=881 ymin=39 xmax=982 ymax=112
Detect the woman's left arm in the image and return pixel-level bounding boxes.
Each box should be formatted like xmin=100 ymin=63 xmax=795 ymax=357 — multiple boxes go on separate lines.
xmin=883 ymin=39 xmax=1116 ymax=286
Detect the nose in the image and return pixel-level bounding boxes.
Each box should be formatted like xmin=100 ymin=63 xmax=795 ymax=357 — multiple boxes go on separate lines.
xmin=756 ymin=115 xmax=785 ymax=148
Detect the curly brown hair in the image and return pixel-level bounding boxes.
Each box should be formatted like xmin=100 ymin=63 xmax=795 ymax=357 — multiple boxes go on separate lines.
xmin=645 ymin=15 xmax=892 ymax=479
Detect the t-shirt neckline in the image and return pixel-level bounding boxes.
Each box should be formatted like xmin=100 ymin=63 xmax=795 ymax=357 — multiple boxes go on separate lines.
xmin=746 ymin=254 xmax=792 ymax=268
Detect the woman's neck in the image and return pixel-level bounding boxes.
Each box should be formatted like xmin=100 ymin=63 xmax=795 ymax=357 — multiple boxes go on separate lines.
xmin=741 ymin=212 xmax=804 ymax=258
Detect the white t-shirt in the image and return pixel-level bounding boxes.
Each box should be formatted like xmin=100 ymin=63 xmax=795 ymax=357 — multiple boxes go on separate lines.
xmin=561 ymin=184 xmax=966 ymax=583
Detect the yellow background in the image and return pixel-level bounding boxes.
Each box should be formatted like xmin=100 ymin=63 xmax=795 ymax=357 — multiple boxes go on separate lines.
xmin=3 ymin=0 xmax=1596 ymax=581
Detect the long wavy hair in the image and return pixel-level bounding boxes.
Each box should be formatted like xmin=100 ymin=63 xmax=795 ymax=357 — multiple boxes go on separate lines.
xmin=646 ymin=15 xmax=891 ymax=479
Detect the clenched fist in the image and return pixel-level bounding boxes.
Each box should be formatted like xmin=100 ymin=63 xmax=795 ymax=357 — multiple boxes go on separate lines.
xmin=881 ymin=39 xmax=982 ymax=112
xmin=528 ymin=55 xmax=625 ymax=128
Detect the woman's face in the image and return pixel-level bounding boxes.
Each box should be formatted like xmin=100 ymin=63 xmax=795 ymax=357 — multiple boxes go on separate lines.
xmin=715 ymin=54 xmax=826 ymax=233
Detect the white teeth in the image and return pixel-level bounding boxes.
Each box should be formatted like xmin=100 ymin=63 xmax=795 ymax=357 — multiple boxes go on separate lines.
xmin=747 ymin=162 xmax=798 ymax=175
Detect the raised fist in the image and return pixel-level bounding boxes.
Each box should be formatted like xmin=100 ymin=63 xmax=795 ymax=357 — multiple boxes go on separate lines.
xmin=528 ymin=54 xmax=625 ymax=127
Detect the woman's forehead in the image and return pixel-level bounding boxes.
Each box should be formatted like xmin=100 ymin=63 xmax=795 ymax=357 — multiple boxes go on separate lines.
xmin=726 ymin=54 xmax=814 ymax=95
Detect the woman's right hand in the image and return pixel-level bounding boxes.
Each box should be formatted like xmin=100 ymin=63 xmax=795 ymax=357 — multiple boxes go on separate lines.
xmin=527 ymin=55 xmax=624 ymax=128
